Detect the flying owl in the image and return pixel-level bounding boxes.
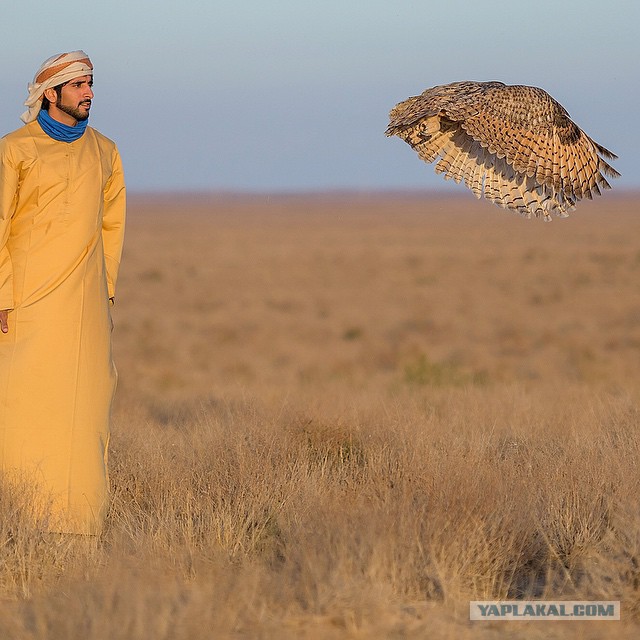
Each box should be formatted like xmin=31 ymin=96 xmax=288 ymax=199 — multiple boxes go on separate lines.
xmin=386 ymin=81 xmax=620 ymax=220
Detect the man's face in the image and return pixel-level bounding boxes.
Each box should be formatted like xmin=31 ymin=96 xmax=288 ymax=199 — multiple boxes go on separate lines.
xmin=55 ymin=75 xmax=94 ymax=122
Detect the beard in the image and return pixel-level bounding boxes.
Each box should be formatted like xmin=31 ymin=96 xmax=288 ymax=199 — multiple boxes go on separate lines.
xmin=55 ymin=99 xmax=91 ymax=122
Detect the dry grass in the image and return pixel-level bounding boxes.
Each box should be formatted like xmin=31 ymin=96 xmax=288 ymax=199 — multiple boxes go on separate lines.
xmin=2 ymin=192 xmax=640 ymax=638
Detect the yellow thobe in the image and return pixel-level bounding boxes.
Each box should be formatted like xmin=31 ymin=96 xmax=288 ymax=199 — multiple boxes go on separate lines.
xmin=0 ymin=120 xmax=125 ymax=535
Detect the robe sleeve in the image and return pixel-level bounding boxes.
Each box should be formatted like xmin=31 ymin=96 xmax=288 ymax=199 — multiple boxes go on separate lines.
xmin=0 ymin=139 xmax=18 ymax=311
xmin=102 ymin=146 xmax=126 ymax=301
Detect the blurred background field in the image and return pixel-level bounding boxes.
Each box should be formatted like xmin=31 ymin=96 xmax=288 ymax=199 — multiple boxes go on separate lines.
xmin=2 ymin=192 xmax=640 ymax=638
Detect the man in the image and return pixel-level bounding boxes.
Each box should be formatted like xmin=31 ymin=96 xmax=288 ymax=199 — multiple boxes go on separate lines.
xmin=0 ymin=51 xmax=126 ymax=535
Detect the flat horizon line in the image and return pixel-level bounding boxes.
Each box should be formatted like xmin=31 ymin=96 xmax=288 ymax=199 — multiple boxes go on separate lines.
xmin=128 ymin=187 xmax=640 ymax=202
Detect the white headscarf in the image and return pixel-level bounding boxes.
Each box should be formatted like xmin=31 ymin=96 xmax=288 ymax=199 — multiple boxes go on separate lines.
xmin=21 ymin=50 xmax=93 ymax=124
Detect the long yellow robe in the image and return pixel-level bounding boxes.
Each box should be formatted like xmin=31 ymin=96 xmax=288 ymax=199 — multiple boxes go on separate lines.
xmin=0 ymin=120 xmax=125 ymax=535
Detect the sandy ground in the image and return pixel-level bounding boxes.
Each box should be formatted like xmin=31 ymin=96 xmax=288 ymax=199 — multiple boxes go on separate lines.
xmin=2 ymin=191 xmax=640 ymax=639
xmin=115 ymin=191 xmax=640 ymax=405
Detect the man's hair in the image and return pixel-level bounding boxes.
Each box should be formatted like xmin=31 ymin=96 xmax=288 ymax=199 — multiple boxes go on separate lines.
xmin=41 ymin=84 xmax=64 ymax=111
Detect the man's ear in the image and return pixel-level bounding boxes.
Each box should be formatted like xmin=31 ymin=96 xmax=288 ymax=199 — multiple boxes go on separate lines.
xmin=43 ymin=87 xmax=57 ymax=103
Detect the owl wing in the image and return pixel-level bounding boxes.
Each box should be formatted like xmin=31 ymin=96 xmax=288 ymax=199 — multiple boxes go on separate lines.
xmin=386 ymin=82 xmax=620 ymax=219
xmin=460 ymin=84 xmax=619 ymax=199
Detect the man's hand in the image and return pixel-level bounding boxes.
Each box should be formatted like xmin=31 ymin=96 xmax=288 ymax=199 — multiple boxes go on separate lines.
xmin=0 ymin=310 xmax=8 ymax=334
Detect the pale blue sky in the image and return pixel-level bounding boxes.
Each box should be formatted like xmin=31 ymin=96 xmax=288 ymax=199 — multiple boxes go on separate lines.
xmin=1 ymin=1 xmax=637 ymax=193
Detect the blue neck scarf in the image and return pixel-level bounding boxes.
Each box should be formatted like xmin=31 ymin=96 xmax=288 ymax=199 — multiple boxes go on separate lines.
xmin=37 ymin=108 xmax=88 ymax=143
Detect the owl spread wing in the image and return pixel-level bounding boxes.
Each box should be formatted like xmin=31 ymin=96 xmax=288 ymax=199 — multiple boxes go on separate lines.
xmin=386 ymin=81 xmax=620 ymax=220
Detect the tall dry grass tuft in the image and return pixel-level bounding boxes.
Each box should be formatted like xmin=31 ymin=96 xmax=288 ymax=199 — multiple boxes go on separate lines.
xmin=105 ymin=391 xmax=640 ymax=630
xmin=3 ymin=387 xmax=640 ymax=637
xmin=0 ymin=476 xmax=102 ymax=600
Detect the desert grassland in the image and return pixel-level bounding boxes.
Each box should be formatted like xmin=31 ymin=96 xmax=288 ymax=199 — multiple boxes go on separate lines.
xmin=2 ymin=192 xmax=640 ymax=639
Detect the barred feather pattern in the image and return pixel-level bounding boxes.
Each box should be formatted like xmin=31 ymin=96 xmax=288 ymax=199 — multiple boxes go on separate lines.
xmin=386 ymin=81 xmax=620 ymax=220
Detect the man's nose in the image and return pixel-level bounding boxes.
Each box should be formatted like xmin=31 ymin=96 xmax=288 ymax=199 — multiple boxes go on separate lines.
xmin=84 ymin=86 xmax=94 ymax=99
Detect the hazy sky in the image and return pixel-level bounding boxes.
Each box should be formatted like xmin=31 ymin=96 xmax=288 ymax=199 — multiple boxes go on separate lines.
xmin=1 ymin=1 xmax=637 ymax=193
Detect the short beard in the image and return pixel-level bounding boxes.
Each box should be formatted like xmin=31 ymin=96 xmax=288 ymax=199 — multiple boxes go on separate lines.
xmin=55 ymin=99 xmax=90 ymax=122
